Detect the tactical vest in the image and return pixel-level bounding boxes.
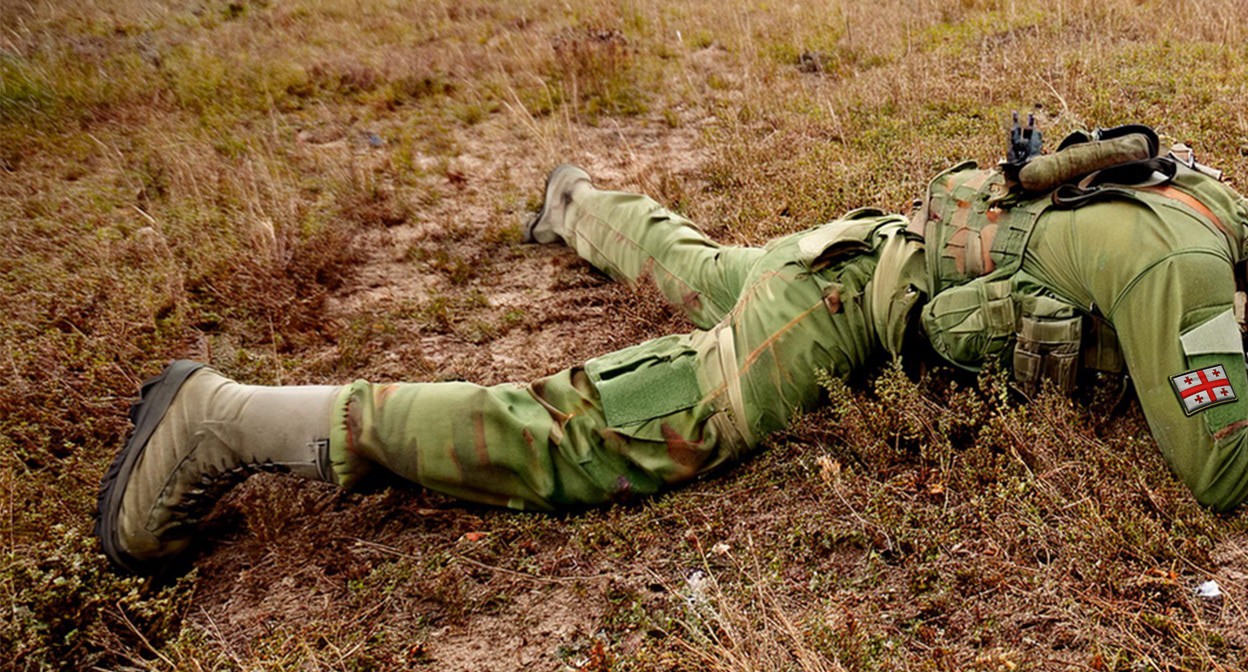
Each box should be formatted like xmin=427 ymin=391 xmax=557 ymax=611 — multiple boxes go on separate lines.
xmin=909 ymin=156 xmax=1248 ymax=394
xmin=909 ymin=161 xmax=1049 ymax=296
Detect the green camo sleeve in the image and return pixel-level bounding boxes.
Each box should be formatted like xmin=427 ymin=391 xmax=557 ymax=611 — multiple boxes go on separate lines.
xmin=1111 ymin=255 xmax=1248 ymax=510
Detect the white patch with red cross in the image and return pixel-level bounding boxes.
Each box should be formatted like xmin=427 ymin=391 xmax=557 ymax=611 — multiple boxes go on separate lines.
xmin=1171 ymin=365 xmax=1237 ymax=415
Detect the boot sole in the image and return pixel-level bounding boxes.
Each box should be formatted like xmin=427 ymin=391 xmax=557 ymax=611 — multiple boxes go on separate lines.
xmin=95 ymin=360 xmax=205 ymax=573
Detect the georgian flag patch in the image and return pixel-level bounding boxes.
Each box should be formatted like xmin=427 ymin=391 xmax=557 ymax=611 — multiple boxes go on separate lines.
xmin=1171 ymin=365 xmax=1237 ymax=416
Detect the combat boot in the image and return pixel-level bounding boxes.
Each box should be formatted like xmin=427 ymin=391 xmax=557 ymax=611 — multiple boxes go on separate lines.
xmin=95 ymin=361 xmax=340 ymax=573
xmin=522 ymin=164 xmax=593 ymax=244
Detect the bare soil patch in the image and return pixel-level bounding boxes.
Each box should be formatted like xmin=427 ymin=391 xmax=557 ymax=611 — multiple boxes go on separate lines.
xmin=179 ymin=110 xmax=715 ymax=669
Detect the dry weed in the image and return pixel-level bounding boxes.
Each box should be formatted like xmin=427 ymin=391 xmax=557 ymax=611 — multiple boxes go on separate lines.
xmin=4 ymin=0 xmax=1248 ymax=669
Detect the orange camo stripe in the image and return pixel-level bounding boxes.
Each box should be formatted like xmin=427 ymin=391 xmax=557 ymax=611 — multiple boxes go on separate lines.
xmin=1214 ymin=419 xmax=1248 ymax=442
xmin=960 ymin=172 xmax=990 ymax=191
xmin=742 ymin=302 xmax=825 ymax=376
xmin=979 ymin=223 xmax=998 ymax=274
xmin=582 ymin=209 xmax=701 ymax=295
xmin=699 ymin=295 xmax=827 ymax=408
xmin=945 ymin=227 xmax=969 ymax=275
xmin=1145 ymin=185 xmax=1230 ymax=237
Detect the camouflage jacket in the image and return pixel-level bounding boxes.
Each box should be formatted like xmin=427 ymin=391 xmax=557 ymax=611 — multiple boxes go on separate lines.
xmin=903 ymin=160 xmax=1248 ymax=510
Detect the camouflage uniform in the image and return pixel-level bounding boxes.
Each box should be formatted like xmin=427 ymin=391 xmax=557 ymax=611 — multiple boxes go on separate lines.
xmin=95 ymin=140 xmax=1248 ymax=575
xmin=915 ymin=161 xmax=1248 ymax=510
xmin=328 ymin=160 xmax=1248 ymax=513
xmin=328 ymin=189 xmax=922 ymax=510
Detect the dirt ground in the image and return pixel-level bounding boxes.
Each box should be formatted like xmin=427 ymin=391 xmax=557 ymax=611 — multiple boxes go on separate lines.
xmin=6 ymin=0 xmax=1248 ymax=669
xmin=187 ymin=114 xmax=716 ymax=671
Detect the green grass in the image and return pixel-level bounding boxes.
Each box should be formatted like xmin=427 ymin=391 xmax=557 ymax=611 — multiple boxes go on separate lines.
xmin=3 ymin=0 xmax=1248 ymax=668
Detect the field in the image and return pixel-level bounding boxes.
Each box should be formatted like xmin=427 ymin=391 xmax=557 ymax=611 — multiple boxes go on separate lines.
xmin=3 ymin=0 xmax=1248 ymax=669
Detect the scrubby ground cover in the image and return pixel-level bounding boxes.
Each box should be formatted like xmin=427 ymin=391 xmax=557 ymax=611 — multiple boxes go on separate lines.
xmin=3 ymin=0 xmax=1248 ymax=668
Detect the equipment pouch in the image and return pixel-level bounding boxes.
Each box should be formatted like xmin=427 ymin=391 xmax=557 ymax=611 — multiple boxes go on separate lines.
xmin=586 ymin=334 xmax=704 ymax=430
xmin=1013 ymin=294 xmax=1082 ymax=395
xmin=921 ymin=278 xmax=1016 ymax=371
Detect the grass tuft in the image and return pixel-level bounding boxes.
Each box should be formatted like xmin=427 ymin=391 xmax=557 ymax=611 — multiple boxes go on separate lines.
xmin=4 ymin=0 xmax=1248 ymax=668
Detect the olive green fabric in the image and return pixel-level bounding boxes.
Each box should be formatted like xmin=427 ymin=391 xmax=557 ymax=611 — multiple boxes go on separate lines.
xmin=328 ymin=189 xmax=902 ymax=510
xmin=917 ymin=162 xmax=1248 ymax=510
xmin=1020 ymin=194 xmax=1248 ymax=510
xmin=1018 ymin=133 xmax=1154 ymax=193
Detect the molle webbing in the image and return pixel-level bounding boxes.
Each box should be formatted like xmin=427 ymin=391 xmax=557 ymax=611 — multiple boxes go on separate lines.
xmin=911 ymin=164 xmax=1051 ymax=294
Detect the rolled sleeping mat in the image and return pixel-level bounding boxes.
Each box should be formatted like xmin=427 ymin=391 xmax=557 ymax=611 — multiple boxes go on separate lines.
xmin=1019 ymin=133 xmax=1156 ymax=193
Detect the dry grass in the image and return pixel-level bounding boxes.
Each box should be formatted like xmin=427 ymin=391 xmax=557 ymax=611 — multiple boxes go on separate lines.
xmin=4 ymin=0 xmax=1248 ymax=669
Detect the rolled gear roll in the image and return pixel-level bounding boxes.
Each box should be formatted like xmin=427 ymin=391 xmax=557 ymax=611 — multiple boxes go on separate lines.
xmin=1019 ymin=132 xmax=1157 ymax=193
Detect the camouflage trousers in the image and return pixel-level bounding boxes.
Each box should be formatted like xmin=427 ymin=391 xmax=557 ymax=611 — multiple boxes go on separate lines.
xmin=328 ymin=189 xmax=896 ymax=510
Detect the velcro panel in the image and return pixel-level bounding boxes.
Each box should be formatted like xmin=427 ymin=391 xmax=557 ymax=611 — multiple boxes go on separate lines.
xmin=595 ymin=356 xmax=700 ymax=427
xmin=1180 ymin=309 xmax=1241 ymax=356
xmin=587 ymin=335 xmax=703 ymax=428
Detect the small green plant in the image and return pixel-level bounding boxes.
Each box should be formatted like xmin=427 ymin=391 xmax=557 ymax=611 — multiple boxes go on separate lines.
xmin=0 ymin=525 xmax=195 ymax=668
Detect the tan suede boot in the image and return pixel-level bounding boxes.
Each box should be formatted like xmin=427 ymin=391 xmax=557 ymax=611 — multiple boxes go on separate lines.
xmin=96 ymin=361 xmax=339 ymax=573
xmin=522 ymin=164 xmax=593 ymax=244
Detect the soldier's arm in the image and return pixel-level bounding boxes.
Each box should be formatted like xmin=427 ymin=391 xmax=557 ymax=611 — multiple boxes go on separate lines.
xmin=1108 ymin=251 xmax=1248 ymax=511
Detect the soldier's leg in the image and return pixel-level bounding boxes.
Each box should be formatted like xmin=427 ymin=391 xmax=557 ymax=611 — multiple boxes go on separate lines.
xmin=96 ymin=362 xmax=342 ymax=572
xmin=97 ymin=219 xmax=891 ymax=571
xmin=332 ymin=227 xmax=885 ymax=509
xmin=527 ymin=166 xmax=764 ymax=329
xmin=330 ymin=360 xmax=731 ymax=509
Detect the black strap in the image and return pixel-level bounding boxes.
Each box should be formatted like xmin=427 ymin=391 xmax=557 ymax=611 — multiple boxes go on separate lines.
xmin=1056 ymin=123 xmax=1160 ymax=155
xmin=1084 ymin=155 xmax=1176 ymax=188
xmin=1050 ymin=156 xmax=1178 ymax=209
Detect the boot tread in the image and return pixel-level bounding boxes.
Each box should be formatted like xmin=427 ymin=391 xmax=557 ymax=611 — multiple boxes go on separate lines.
xmin=95 ymin=360 xmax=206 ymax=573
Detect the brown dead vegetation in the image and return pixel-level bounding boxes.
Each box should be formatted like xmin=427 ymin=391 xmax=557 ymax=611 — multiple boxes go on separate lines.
xmin=3 ymin=0 xmax=1248 ymax=669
